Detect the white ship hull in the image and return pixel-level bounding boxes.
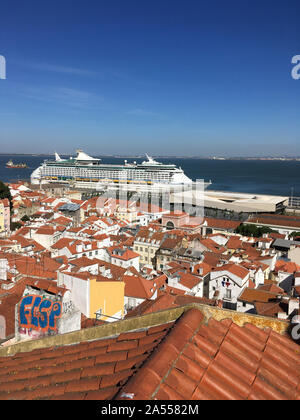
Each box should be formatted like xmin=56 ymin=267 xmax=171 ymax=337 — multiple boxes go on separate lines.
xmin=31 ymin=150 xmax=211 ymax=191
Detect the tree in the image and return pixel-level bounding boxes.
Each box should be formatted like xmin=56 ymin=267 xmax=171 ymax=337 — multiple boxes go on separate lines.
xmin=0 ymin=180 xmax=12 ymax=209
xmin=10 ymin=221 xmax=22 ymax=231
xmin=235 ymin=223 xmax=274 ymax=237
xmin=290 ymin=232 xmax=300 ymax=240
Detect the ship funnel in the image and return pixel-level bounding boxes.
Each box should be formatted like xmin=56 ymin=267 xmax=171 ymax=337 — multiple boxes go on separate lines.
xmin=55 ymin=152 xmax=62 ymax=162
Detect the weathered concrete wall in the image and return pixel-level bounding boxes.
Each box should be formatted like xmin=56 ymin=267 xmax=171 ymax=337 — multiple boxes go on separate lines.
xmin=0 ymin=302 xmax=290 ymax=358
xmin=0 ymin=315 xmax=5 ymax=340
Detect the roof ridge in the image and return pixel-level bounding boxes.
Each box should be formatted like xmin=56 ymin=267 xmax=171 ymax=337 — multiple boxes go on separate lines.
xmin=116 ymin=308 xmax=205 ymax=400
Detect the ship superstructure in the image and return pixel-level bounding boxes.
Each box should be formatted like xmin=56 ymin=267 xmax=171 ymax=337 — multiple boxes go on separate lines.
xmin=31 ymin=150 xmax=195 ymax=188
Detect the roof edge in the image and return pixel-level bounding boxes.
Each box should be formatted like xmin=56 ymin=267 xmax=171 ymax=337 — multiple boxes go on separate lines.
xmin=0 ymin=303 xmax=290 ymax=358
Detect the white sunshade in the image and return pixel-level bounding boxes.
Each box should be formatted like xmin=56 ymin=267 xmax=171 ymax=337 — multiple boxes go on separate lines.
xmin=75 ymin=149 xmax=100 ymax=161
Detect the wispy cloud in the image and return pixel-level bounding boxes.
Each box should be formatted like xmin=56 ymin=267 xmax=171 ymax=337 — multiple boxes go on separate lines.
xmin=16 ymin=60 xmax=128 ymax=81
xmin=19 ymin=85 xmax=103 ymax=109
xmin=21 ymin=61 xmax=97 ymax=77
xmin=126 ymin=108 xmax=164 ymax=117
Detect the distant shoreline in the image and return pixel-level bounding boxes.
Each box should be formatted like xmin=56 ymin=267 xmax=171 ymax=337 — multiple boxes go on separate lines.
xmin=0 ymin=153 xmax=300 ymax=161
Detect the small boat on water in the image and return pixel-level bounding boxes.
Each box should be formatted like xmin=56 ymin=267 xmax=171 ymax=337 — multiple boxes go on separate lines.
xmin=6 ymin=159 xmax=27 ymax=169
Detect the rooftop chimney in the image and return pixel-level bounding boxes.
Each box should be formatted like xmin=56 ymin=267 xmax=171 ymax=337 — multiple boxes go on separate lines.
xmin=0 ymin=259 xmax=8 ymax=281
xmin=76 ymin=244 xmax=83 ymax=253
xmin=289 ymin=298 xmax=300 ymax=317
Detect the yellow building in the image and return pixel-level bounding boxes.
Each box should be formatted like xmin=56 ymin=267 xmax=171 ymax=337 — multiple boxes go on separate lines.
xmin=133 ymin=231 xmax=165 ymax=267
xmin=0 ymin=201 xmax=4 ymax=232
xmin=115 ymin=206 xmax=137 ymax=224
xmin=0 ymin=198 xmax=10 ymax=234
xmin=89 ymin=277 xmax=125 ymax=321
xmin=61 ymin=271 xmax=125 ymax=321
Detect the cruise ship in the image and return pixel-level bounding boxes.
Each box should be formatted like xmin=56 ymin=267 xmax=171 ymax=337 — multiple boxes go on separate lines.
xmin=30 ymin=150 xmax=198 ymax=189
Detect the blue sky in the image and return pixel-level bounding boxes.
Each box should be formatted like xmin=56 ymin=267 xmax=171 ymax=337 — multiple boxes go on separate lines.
xmin=0 ymin=0 xmax=299 ymax=156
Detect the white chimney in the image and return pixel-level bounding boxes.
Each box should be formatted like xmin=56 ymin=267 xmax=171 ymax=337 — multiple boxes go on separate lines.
xmin=76 ymin=244 xmax=83 ymax=253
xmin=289 ymin=298 xmax=300 ymax=316
xmin=0 ymin=259 xmax=8 ymax=281
xmin=278 ymin=312 xmax=288 ymax=320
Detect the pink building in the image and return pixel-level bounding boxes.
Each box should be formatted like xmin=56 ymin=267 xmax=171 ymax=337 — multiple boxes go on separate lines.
xmin=0 ymin=199 xmax=10 ymax=233
xmin=162 ymin=211 xmax=190 ymax=230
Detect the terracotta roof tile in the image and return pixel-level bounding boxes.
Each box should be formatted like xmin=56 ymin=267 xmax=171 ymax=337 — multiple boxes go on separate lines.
xmin=252 ymin=376 xmax=289 ymax=400
xmin=95 ymin=350 xmax=128 ymax=364
xmin=107 ymin=340 xmax=138 ymax=352
xmin=1 ymin=306 xmax=300 ymax=400
xmin=115 ymin=354 xmax=147 ymax=373
xmin=193 ymin=333 xmax=219 ymax=357
xmin=119 ymin=366 xmax=161 ymax=400
xmin=214 ymin=351 xmax=256 ymax=386
xmin=191 ymin=385 xmax=214 ymax=400
xmin=117 ymin=331 xmax=147 ymax=341
xmin=85 ymin=386 xmax=119 ymax=400
xmin=155 ymin=383 xmax=185 ymax=400
xmin=138 ymin=331 xmax=166 ymax=347
xmin=53 ymin=391 xmax=86 ymax=400
xmin=206 ymin=360 xmax=251 ymax=399
xmin=119 ymin=307 xmax=300 ymax=400
xmin=219 ymin=339 xmax=260 ymax=373
xmin=183 ymin=342 xmax=212 ymax=370
xmin=81 ymin=362 xmax=115 ymax=378
xmin=223 ymin=331 xmax=262 ymax=363
xmin=257 ymin=366 xmax=298 ymax=399
xmin=199 ymin=372 xmax=243 ymax=400
xmin=65 ymin=377 xmax=100 ymax=394
xmin=100 ymin=369 xmax=133 ymax=389
xmin=127 ymin=342 xmax=158 ymax=358
xmin=175 ymin=354 xmax=205 ymax=383
xmin=88 ymin=337 xmax=117 ymax=349
xmin=147 ymin=322 xmax=174 ymax=335
xmin=165 ymin=367 xmax=198 ymax=399
xmin=144 ymin=342 xmax=179 ymax=378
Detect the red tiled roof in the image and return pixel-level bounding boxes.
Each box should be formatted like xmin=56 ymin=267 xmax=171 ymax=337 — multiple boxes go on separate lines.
xmin=51 ymin=238 xmax=74 ymax=250
xmin=202 ymin=251 xmax=231 ymax=267
xmin=125 ymin=294 xmax=178 ymax=318
xmin=204 ymin=218 xmax=242 ymax=230
xmin=53 ymin=216 xmax=72 ymax=226
xmin=118 ymin=308 xmax=300 ymax=400
xmin=163 ymin=211 xmax=188 ymax=218
xmin=248 ymin=214 xmax=300 ymax=229
xmin=226 ymin=236 xmax=244 ymax=249
xmin=160 ymin=237 xmax=182 ymax=250
xmin=254 ymin=301 xmax=287 ymax=318
xmin=110 ymin=249 xmax=139 ymax=261
xmin=125 ymin=294 xmax=215 ymax=319
xmin=124 ymin=275 xmax=156 ymax=299
xmin=0 ymin=305 xmax=299 ymax=400
xmin=23 ymin=277 xmax=68 ymax=296
xmin=0 ymin=279 xmax=29 ymax=337
xmin=275 ymin=260 xmax=300 ymax=274
xmin=179 ymin=272 xmax=202 ymax=289
xmin=192 ymin=262 xmax=212 ymax=277
xmin=68 ymin=256 xmax=98 ymax=268
xmin=0 ymin=321 xmax=174 ymax=400
xmin=35 ymin=226 xmax=55 ymax=235
xmin=199 ymin=238 xmax=226 ymax=253
xmin=238 ymin=287 xmax=280 ymax=304
xmin=213 ymin=263 xmax=249 ymax=280
xmin=257 ymin=284 xmax=285 ymax=294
